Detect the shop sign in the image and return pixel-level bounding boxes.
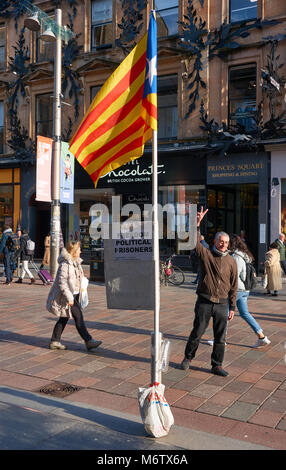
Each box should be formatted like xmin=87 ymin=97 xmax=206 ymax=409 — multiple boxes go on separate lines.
xmin=60 ymin=142 xmax=75 ymax=204
xmin=36 ymin=136 xmax=52 ymax=202
xmin=99 ymin=158 xmax=166 ymax=185
xmin=207 ymin=154 xmax=267 ymax=184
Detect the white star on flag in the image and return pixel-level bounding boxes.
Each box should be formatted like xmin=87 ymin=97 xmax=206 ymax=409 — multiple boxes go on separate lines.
xmin=146 ymin=55 xmax=157 ymax=87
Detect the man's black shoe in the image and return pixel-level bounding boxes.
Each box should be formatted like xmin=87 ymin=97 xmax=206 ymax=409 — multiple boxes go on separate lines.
xmin=211 ymin=366 xmax=229 ymax=377
xmin=180 ymin=358 xmax=191 ymax=370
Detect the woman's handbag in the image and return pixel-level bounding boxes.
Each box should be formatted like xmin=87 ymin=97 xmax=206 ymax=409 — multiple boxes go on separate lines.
xmin=261 ymin=273 xmax=268 ymax=289
xmin=80 ymin=276 xmax=89 ymax=309
xmin=138 ymin=382 xmax=174 ymax=438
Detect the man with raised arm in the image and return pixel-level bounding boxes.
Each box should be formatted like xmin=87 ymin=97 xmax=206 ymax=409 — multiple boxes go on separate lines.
xmin=181 ymin=207 xmax=238 ymax=377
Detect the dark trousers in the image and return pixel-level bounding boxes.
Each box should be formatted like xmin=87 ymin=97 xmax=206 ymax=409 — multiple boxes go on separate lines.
xmin=3 ymin=252 xmax=13 ymax=283
xmin=185 ymin=297 xmax=228 ymax=367
xmin=51 ymin=295 xmax=92 ymax=343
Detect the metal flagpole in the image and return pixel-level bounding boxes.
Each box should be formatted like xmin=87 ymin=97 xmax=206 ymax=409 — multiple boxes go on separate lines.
xmin=150 ymin=7 xmax=161 ymax=384
xmin=151 ymin=126 xmax=161 ymax=384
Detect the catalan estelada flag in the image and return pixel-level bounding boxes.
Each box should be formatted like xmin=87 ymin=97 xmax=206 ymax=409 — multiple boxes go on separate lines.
xmin=69 ymin=11 xmax=157 ymax=188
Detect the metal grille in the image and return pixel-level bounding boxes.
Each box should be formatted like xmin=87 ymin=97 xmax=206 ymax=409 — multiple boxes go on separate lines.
xmin=38 ymin=382 xmax=82 ymax=398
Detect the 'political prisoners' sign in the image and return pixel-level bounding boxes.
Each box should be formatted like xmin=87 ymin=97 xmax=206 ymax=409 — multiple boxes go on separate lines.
xmin=113 ymin=232 xmax=153 ymax=260
xmin=104 ymin=226 xmax=155 ymax=310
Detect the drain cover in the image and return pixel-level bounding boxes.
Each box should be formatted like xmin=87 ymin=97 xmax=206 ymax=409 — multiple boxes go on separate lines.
xmin=38 ymin=382 xmax=82 ymax=398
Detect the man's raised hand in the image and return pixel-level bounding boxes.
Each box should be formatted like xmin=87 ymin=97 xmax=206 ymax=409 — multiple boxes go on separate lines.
xmin=197 ymin=206 xmax=208 ymax=227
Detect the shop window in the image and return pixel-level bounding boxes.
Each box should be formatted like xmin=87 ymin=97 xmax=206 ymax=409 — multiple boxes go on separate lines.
xmin=281 ymin=179 xmax=286 ymax=234
xmin=229 ymin=64 xmax=256 ymax=131
xmin=206 ymin=188 xmax=236 ymax=243
xmin=158 ymin=75 xmax=177 ymax=139
xmin=155 ymin=0 xmax=178 ymax=38
xmin=0 ymin=24 xmax=5 ymax=69
xmin=158 ymin=185 xmax=205 ymax=255
xmin=0 ymin=184 xmax=13 ymax=235
xmin=36 ymin=94 xmax=53 ymax=138
xmin=91 ymin=0 xmax=112 ymax=50
xmin=230 ymin=0 xmax=258 ymax=23
xmin=73 ymin=190 xmax=114 ymax=262
xmin=0 ymin=101 xmax=3 ymax=154
xmin=36 ymin=13 xmax=54 ymax=62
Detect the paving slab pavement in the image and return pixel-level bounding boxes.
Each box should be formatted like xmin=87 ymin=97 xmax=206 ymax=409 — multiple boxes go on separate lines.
xmin=0 ymin=269 xmax=285 ymax=450
xmin=0 ymin=385 xmax=271 ymax=450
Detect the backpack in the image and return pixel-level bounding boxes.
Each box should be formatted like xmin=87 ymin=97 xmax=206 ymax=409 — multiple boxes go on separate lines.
xmin=236 ymin=253 xmax=257 ymax=291
xmin=244 ymin=262 xmax=257 ymax=290
xmin=6 ymin=234 xmax=17 ymax=252
xmin=25 ymin=239 xmax=35 ymax=256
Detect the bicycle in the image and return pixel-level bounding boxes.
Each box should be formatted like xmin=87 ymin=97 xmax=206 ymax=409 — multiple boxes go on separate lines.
xmin=160 ymin=254 xmax=185 ymax=286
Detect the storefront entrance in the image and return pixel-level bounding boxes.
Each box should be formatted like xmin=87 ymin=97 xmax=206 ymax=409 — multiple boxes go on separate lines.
xmin=206 ymin=184 xmax=259 ymax=260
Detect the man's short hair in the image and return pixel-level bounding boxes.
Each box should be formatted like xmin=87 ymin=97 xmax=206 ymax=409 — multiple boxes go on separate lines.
xmin=215 ymin=231 xmax=229 ymax=241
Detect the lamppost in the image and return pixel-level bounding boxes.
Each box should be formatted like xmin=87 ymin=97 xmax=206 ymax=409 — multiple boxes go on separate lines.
xmin=24 ymin=3 xmax=73 ymax=278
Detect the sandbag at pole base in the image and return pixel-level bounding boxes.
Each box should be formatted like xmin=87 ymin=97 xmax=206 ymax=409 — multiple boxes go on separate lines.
xmin=138 ymin=382 xmax=174 ymax=438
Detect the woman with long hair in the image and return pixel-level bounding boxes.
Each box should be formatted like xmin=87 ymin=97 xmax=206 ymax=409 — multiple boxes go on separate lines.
xmin=46 ymin=241 xmax=102 ymax=351
xmin=229 ymin=234 xmax=271 ymax=348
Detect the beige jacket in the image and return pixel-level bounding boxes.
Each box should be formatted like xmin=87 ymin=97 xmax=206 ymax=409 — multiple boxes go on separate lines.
xmin=46 ymin=248 xmax=84 ymax=317
xmin=264 ymin=248 xmax=282 ymax=291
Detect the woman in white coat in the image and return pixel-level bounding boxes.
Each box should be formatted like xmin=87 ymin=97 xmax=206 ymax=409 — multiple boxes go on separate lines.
xmin=47 ymin=241 xmax=102 ymax=351
xmin=229 ymin=234 xmax=271 ymax=348
xmin=264 ymin=242 xmax=282 ymax=296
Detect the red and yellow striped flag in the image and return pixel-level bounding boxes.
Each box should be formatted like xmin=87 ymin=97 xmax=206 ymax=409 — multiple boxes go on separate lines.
xmin=69 ymin=12 xmax=157 ymax=188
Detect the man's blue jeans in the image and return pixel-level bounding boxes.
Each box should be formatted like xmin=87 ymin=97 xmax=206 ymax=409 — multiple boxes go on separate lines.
xmin=3 ymin=252 xmax=13 ymax=283
xmin=236 ymin=291 xmax=262 ymax=335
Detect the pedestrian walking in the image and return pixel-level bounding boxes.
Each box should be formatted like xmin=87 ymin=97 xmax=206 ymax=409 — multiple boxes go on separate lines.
xmin=46 ymin=241 xmax=102 ymax=351
xmin=11 ymin=227 xmax=22 ymax=276
xmin=229 ymin=234 xmax=271 ymax=348
xmin=264 ymin=242 xmax=282 ymax=296
xmin=274 ymin=233 xmax=286 ymax=276
xmin=180 ymin=207 xmax=238 ymax=377
xmin=0 ymin=224 xmax=17 ymax=285
xmin=40 ymin=233 xmax=50 ymax=269
xmin=15 ymin=229 xmax=36 ymax=284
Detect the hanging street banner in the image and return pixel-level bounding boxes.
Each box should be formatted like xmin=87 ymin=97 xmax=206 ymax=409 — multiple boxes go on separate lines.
xmin=60 ymin=142 xmax=75 ymax=204
xmin=36 ymin=135 xmax=52 ymax=202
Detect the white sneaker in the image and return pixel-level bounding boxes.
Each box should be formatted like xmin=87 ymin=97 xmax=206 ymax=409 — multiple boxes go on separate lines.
xmin=252 ymin=336 xmax=271 ymax=348
xmin=207 ymin=340 xmax=227 ymax=346
xmin=49 ymin=341 xmax=67 ymax=350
